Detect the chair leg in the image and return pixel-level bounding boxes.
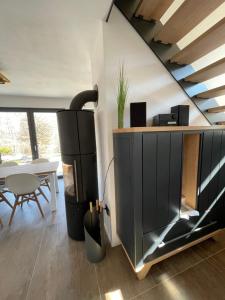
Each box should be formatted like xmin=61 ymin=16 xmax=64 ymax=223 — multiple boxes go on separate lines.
xmin=33 ymin=193 xmax=45 ymax=218
xmin=38 ymin=187 xmax=49 ymax=203
xmin=8 ymin=196 xmax=20 ymax=226
xmin=45 ymin=179 xmax=51 ymax=191
xmin=0 ymin=192 xmax=13 ymax=209
xmin=21 ymin=196 xmax=24 ymax=208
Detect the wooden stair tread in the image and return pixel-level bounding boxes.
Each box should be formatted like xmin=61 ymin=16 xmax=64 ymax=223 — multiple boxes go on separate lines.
xmin=170 ymin=18 xmax=225 ymax=65
xmin=217 ymin=121 xmax=225 ymax=124
xmin=135 ymin=0 xmax=174 ymax=21
xmin=154 ymin=0 xmax=224 ymax=44
xmin=185 ymin=57 xmax=225 ymax=82
xmin=197 ymin=85 xmax=225 ymax=99
xmin=0 ymin=73 xmax=10 ymax=84
xmin=207 ymin=106 xmax=225 ymax=113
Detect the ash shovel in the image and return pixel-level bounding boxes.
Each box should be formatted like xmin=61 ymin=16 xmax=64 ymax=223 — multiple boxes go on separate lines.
xmin=84 ymin=201 xmax=106 ymax=263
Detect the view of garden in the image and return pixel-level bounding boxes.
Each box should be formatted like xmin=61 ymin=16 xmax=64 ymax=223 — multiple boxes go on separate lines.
xmin=0 ymin=112 xmax=62 ymax=174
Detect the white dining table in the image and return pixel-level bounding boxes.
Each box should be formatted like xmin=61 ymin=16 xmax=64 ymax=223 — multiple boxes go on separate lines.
xmin=0 ymin=161 xmax=59 ymax=211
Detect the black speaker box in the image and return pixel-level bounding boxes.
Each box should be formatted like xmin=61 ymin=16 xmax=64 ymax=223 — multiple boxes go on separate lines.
xmin=153 ymin=114 xmax=178 ymax=126
xmin=130 ymin=102 xmax=146 ymax=127
xmin=171 ymin=105 xmax=189 ymax=126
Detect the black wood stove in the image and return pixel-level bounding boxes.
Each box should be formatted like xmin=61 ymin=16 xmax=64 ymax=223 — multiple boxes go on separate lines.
xmin=57 ymin=88 xmax=98 ymax=240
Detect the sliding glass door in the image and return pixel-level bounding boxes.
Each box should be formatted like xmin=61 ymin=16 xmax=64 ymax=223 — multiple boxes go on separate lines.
xmin=0 ymin=108 xmax=62 ymax=176
xmin=34 ymin=112 xmax=62 ymax=175
xmin=0 ymin=112 xmax=32 ymax=163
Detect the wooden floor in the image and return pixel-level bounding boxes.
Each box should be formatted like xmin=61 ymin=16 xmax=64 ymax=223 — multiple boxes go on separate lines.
xmin=1 ymin=180 xmax=225 ymax=300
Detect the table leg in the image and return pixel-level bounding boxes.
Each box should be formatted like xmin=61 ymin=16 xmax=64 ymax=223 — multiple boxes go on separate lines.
xmin=54 ymin=172 xmax=59 ymax=193
xmin=49 ymin=173 xmax=57 ymax=212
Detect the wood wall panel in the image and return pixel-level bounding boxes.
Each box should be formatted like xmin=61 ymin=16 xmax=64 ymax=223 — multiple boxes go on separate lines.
xmin=182 ymin=134 xmax=200 ymax=209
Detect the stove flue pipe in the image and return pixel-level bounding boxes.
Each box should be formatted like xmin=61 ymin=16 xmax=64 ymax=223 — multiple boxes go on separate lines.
xmin=70 ymin=85 xmax=98 ymax=110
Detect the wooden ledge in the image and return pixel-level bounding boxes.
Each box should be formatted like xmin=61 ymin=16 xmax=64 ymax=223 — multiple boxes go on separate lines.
xmin=113 ymin=125 xmax=225 ymax=134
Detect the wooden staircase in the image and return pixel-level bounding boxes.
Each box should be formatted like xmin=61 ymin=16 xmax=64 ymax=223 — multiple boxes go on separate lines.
xmin=114 ymin=0 xmax=225 ymax=124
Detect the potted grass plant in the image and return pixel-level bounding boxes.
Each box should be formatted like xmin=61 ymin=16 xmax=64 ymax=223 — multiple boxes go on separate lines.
xmin=117 ymin=65 xmax=128 ymax=128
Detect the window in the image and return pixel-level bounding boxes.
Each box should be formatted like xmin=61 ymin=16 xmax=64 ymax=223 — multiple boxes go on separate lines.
xmin=0 ymin=112 xmax=32 ymax=163
xmin=34 ymin=112 xmax=62 ymax=175
xmin=0 ymin=108 xmax=62 ymax=176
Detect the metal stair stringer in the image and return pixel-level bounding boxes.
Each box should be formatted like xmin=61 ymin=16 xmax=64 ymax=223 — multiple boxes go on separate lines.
xmin=113 ymin=0 xmax=225 ymax=125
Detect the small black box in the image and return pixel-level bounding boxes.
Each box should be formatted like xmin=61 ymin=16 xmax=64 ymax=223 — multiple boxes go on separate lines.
xmin=171 ymin=105 xmax=189 ymax=126
xmin=130 ymin=102 xmax=146 ymax=127
xmin=153 ymin=113 xmax=178 ymax=126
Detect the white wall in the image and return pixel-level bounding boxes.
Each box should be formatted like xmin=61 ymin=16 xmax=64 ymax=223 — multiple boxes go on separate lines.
xmin=93 ymin=7 xmax=209 ymax=246
xmin=91 ymin=21 xmax=115 ymax=242
xmin=0 ymin=94 xmax=70 ymax=109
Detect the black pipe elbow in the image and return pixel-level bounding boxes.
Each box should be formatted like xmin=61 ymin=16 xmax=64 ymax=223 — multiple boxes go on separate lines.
xmin=70 ymin=85 xmax=98 ymax=110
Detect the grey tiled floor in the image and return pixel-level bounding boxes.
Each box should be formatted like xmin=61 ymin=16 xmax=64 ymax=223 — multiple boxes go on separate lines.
xmin=0 ymin=180 xmax=225 ymax=300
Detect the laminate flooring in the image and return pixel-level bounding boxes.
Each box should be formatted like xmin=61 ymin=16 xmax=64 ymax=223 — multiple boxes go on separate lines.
xmin=0 ymin=180 xmax=225 ymax=300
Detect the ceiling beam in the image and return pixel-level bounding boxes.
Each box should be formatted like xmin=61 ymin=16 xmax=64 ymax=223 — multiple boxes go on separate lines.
xmin=170 ymin=18 xmax=225 ymax=65
xmin=197 ymin=85 xmax=225 ymax=99
xmin=135 ymin=0 xmax=174 ymax=21
xmin=207 ymin=106 xmax=225 ymax=113
xmin=154 ymin=0 xmax=224 ymax=44
xmin=185 ymin=57 xmax=225 ymax=82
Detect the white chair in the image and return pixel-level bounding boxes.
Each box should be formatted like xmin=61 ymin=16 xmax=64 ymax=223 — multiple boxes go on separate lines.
xmin=5 ymin=173 xmax=45 ymax=225
xmin=31 ymin=158 xmax=51 ymax=203
xmin=0 ymin=190 xmax=13 ymax=209
xmin=0 ymin=161 xmax=17 ymax=209
xmin=31 ymin=158 xmax=50 ymax=191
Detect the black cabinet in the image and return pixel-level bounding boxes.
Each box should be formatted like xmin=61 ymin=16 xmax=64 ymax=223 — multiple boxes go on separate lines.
xmin=114 ymin=133 xmax=142 ymax=264
xmin=218 ymin=131 xmax=225 ymax=226
xmin=198 ymin=130 xmax=223 ymax=213
xmin=143 ymin=132 xmax=182 ymax=233
xmin=113 ymin=128 xmax=225 ymax=268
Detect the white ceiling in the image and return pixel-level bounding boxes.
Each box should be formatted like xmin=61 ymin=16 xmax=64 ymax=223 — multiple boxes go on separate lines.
xmin=0 ymin=0 xmax=111 ymax=98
